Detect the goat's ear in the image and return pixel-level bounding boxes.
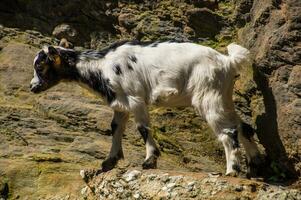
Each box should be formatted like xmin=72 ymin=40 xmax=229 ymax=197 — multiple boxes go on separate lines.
xmin=48 ymin=46 xmax=58 ymax=56
xmin=45 ymin=46 xmax=61 ymax=67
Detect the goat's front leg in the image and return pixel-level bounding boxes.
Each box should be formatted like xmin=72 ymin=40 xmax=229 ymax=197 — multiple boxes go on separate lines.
xmin=133 ymin=104 xmax=160 ymax=169
xmin=102 ymin=111 xmax=129 ymax=172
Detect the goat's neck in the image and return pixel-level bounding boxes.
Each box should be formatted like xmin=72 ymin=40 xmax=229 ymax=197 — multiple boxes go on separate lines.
xmin=74 ymin=59 xmax=116 ymax=103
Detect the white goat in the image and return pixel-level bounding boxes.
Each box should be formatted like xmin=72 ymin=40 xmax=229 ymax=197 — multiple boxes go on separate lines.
xmin=30 ymin=40 xmax=261 ymax=177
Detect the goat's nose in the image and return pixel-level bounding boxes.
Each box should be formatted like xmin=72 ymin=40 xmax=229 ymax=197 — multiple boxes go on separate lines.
xmin=29 ymin=83 xmax=32 ymax=88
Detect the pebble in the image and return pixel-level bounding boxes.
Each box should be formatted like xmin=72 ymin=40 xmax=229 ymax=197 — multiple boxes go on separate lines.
xmin=147 ymin=174 xmax=157 ymax=181
xmin=80 ymin=186 xmax=88 ymax=195
xmin=161 ymin=174 xmax=171 ymax=183
xmin=117 ymin=187 xmax=124 ymax=193
xmin=123 ymin=170 xmax=141 ymax=182
xmin=187 ymin=181 xmax=196 ymax=187
xmin=169 ymin=175 xmax=183 ymax=183
xmin=79 ymin=170 xmax=85 ymax=179
xmin=234 ymin=185 xmax=244 ymax=192
xmin=133 ymin=193 xmax=140 ymax=199
xmin=167 ymin=182 xmax=176 ymax=191
xmin=187 ymin=181 xmax=196 ymax=191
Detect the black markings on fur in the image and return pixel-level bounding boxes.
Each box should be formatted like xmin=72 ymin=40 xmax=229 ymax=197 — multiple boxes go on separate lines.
xmin=153 ymin=148 xmax=161 ymax=157
xmin=113 ymin=64 xmax=122 ymax=75
xmin=58 ymin=48 xmax=79 ymax=68
xmin=241 ymin=122 xmax=255 ymax=141
xmin=129 ymin=55 xmax=137 ymax=63
xmin=232 ymin=129 xmax=239 ymax=149
xmin=111 ymin=120 xmax=118 ymax=135
xmin=232 ymin=164 xmax=241 ymax=172
xmin=127 ymin=62 xmax=133 ymax=70
xmin=225 ymin=128 xmax=240 ymax=149
xmin=80 ymin=70 xmax=116 ymax=103
xmin=78 ymin=41 xmax=128 ymax=60
xmin=137 ymin=125 xmax=148 ymax=143
xmin=150 ymin=42 xmax=159 ymax=47
xmin=79 ymin=39 xmax=185 ymax=61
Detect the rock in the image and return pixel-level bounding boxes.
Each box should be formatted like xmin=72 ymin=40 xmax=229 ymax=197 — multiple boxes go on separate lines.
xmin=118 ymin=13 xmax=137 ymax=30
xmin=186 ymin=7 xmax=223 ymax=38
xmin=185 ymin=0 xmax=219 ymax=10
xmin=81 ymin=168 xmax=301 ymax=199
xmin=237 ymin=0 xmax=301 ymax=177
xmin=123 ymin=170 xmax=142 ymax=182
xmin=133 ymin=193 xmax=140 ymax=199
xmin=288 ymin=66 xmax=301 ymax=96
xmin=80 ymin=186 xmax=89 ymax=195
xmin=166 ymin=182 xmax=176 ymax=191
xmin=52 ymin=24 xmax=78 ymax=43
xmin=59 ymin=38 xmax=74 ymax=49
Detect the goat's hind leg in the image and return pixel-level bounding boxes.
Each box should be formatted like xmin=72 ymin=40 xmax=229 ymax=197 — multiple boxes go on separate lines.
xmin=219 ymin=127 xmax=241 ymax=176
xmin=239 ymin=122 xmax=262 ymax=178
xmin=193 ymin=96 xmax=241 ymax=176
xmin=102 ymin=111 xmax=129 ymax=172
xmin=133 ymin=104 xmax=160 ymax=169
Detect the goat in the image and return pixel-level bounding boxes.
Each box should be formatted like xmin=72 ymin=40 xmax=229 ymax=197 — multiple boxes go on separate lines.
xmin=30 ymin=40 xmax=262 ymax=177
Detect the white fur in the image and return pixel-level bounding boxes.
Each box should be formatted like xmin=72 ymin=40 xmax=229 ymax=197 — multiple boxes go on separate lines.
xmin=75 ymin=42 xmax=259 ymax=174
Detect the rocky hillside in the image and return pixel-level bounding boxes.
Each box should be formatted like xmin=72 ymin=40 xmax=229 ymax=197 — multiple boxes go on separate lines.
xmin=0 ymin=0 xmax=300 ymax=199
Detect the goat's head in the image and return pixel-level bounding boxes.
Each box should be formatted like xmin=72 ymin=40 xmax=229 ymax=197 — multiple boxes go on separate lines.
xmin=30 ymin=45 xmax=77 ymax=93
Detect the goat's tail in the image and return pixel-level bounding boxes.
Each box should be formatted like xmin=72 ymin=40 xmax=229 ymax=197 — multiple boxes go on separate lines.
xmin=227 ymin=43 xmax=251 ymax=72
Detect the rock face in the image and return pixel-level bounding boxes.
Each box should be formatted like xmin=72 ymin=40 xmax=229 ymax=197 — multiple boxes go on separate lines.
xmin=0 ymin=0 xmax=117 ymax=46
xmin=236 ymin=0 xmax=301 ymax=177
xmin=0 ymin=0 xmax=230 ymax=48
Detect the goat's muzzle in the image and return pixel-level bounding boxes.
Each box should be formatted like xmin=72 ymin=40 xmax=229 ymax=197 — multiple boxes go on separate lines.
xmin=30 ymin=83 xmax=42 ymax=93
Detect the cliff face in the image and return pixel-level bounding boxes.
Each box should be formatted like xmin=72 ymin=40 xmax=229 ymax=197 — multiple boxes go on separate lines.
xmin=0 ymin=0 xmax=300 ymax=199
xmin=235 ymin=0 xmax=301 ymax=177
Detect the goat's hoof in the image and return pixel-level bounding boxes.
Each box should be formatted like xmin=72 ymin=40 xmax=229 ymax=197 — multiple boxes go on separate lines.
xmin=102 ymin=157 xmax=118 ymax=172
xmin=246 ymin=155 xmax=264 ymax=178
xmin=226 ymin=171 xmax=239 ymax=177
xmin=247 ymin=155 xmax=264 ymax=179
xmin=142 ymin=155 xmax=157 ymax=169
xmin=226 ymin=164 xmax=240 ymax=177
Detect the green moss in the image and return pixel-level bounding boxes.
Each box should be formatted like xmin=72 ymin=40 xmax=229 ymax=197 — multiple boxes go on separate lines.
xmin=153 ymin=127 xmax=183 ymax=155
xmin=216 ymin=0 xmax=235 ymax=17
xmin=28 ymin=153 xmax=63 ymax=163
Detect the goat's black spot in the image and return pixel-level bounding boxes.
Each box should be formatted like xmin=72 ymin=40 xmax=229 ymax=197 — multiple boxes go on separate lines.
xmin=127 ymin=63 xmax=133 ymax=70
xmin=111 ymin=120 xmax=118 ymax=135
xmin=113 ymin=64 xmax=122 ymax=75
xmin=241 ymin=122 xmax=254 ymax=141
xmin=150 ymin=42 xmax=159 ymax=47
xmin=129 ymin=55 xmax=137 ymax=63
xmin=232 ymin=164 xmax=241 ymax=172
xmin=127 ymin=40 xmax=154 ymax=47
xmin=79 ymin=70 xmax=116 ymax=103
xmin=153 ymin=148 xmax=160 ymax=157
xmin=79 ymin=41 xmax=130 ymax=60
xmin=137 ymin=126 xmax=148 ymax=143
xmin=78 ymin=39 xmax=186 ymax=61
xmin=231 ymin=129 xmax=239 ymax=149
xmin=224 ymin=128 xmax=239 ymax=149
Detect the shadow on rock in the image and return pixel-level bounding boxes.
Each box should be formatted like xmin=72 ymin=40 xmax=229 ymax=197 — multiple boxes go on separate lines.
xmin=253 ymin=65 xmax=298 ymax=183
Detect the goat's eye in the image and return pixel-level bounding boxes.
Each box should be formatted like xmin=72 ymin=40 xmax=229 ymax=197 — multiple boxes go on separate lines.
xmin=36 ymin=65 xmax=43 ymax=72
